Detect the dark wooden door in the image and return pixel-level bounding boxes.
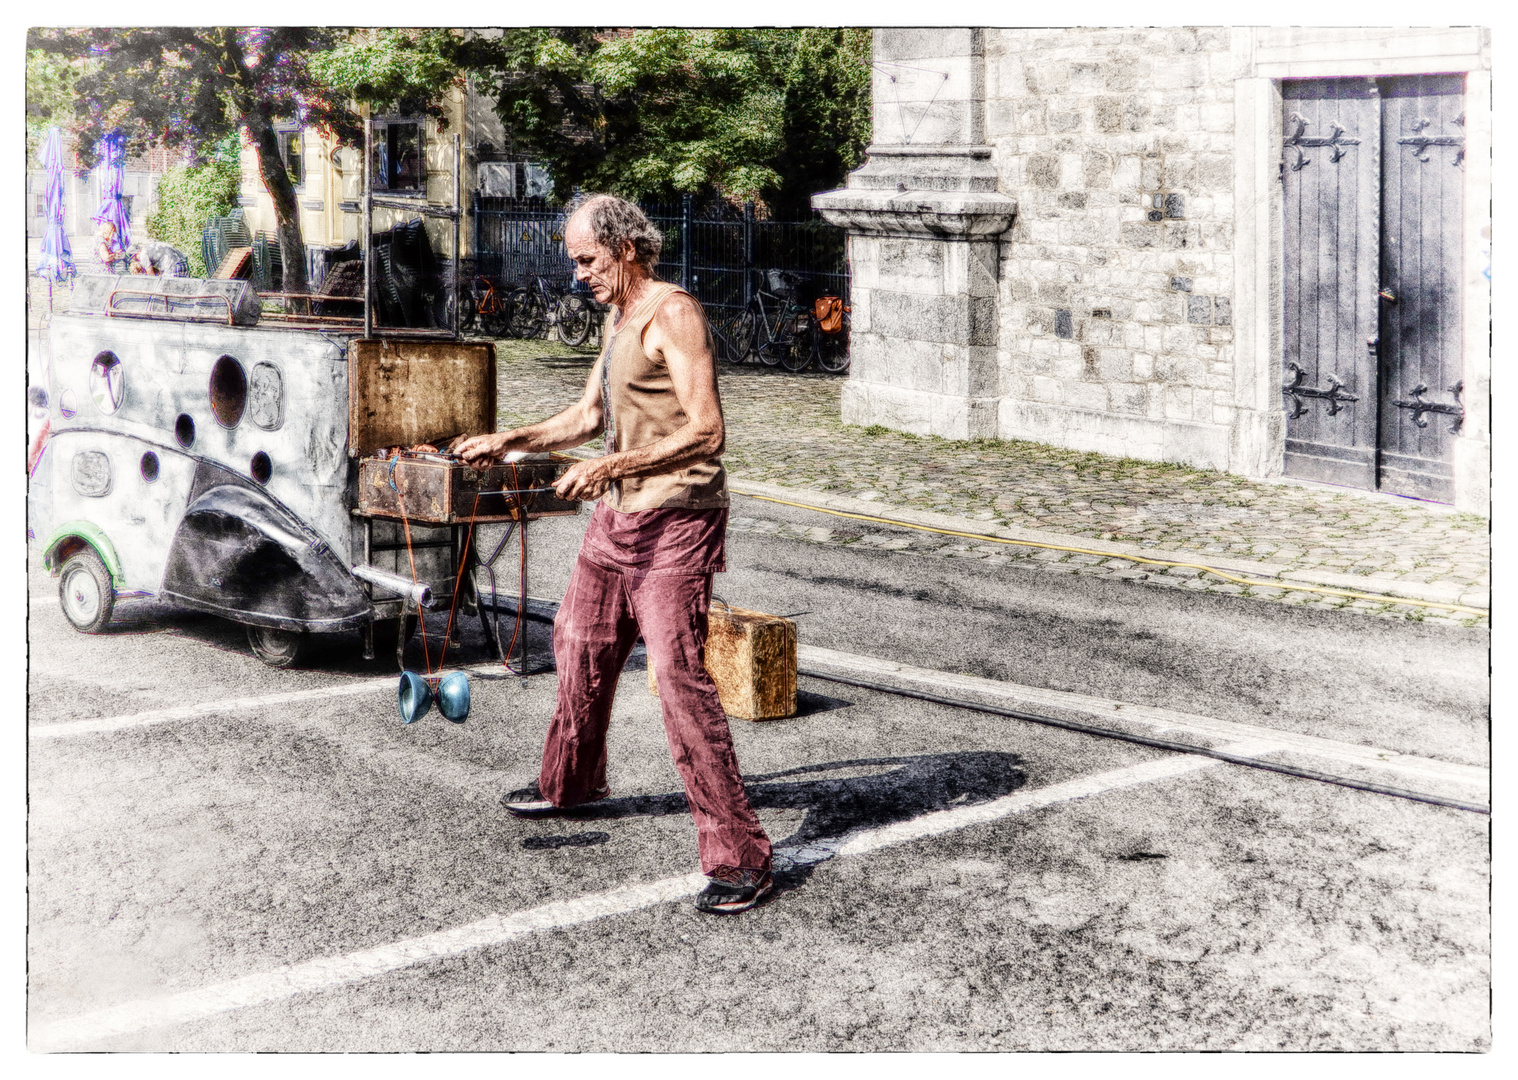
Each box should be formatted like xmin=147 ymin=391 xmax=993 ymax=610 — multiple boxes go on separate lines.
xmin=1281 ymin=75 xmax=1465 ymax=502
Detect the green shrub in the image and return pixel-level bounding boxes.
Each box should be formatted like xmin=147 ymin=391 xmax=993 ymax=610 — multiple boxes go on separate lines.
xmin=143 ymin=142 xmax=241 ymax=276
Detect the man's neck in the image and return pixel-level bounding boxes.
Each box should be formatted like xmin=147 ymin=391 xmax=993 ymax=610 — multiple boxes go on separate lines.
xmin=611 ymin=273 xmax=661 ymax=327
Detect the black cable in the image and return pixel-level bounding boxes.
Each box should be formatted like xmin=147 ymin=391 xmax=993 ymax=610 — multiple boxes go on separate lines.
xmin=799 ymin=669 xmax=1491 ymax=816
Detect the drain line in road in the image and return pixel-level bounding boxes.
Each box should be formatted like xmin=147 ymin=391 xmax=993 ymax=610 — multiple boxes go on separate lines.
xmin=734 ymin=491 xmax=1486 ymax=617
xmin=798 ymin=669 xmax=1490 ymax=816
xmin=32 ymin=747 xmax=1254 ymax=1051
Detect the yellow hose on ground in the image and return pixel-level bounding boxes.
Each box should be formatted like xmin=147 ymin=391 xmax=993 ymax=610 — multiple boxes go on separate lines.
xmin=735 ymin=491 xmax=1487 ymax=618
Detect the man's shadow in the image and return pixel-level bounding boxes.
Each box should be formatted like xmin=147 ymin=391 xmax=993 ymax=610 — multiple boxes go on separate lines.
xmin=555 ymin=750 xmax=1026 ymax=885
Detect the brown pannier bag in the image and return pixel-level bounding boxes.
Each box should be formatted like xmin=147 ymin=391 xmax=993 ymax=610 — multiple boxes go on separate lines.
xmin=813 ymin=295 xmax=846 ymax=334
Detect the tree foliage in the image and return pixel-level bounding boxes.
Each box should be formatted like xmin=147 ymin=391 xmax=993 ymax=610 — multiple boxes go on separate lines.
xmin=143 ymin=134 xmax=243 ymax=276
xmin=26 ymin=27 xmax=461 ymax=293
xmin=459 ymin=28 xmax=871 ymax=216
xmin=25 ymin=48 xmax=86 ymax=163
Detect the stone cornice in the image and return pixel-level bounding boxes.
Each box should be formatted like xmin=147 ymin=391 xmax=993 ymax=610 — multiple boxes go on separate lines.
xmin=812 ymin=187 xmax=1017 ymax=239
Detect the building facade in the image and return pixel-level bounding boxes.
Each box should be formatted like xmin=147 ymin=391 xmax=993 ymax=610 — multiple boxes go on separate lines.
xmin=235 ymin=78 xmax=521 ymax=262
xmin=815 ymin=27 xmax=1490 ymax=513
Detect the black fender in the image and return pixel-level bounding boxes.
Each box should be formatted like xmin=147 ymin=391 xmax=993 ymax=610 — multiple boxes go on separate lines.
xmin=160 ymin=484 xmax=369 ymax=632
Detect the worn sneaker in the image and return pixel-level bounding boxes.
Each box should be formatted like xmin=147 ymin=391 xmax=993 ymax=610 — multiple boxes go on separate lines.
xmin=501 ymin=781 xmax=609 ymax=818
xmin=694 ymin=865 xmax=774 ymax=914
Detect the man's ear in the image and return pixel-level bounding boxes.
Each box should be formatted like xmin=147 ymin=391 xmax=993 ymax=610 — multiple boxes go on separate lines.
xmin=620 ymin=241 xmax=638 ymax=263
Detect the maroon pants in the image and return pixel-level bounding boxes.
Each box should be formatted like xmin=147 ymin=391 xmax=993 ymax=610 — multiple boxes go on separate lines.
xmin=538 ymin=503 xmax=772 ymax=874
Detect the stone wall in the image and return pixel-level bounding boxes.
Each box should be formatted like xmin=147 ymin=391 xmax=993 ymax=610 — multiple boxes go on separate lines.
xmin=985 ymin=27 xmax=1247 ymax=469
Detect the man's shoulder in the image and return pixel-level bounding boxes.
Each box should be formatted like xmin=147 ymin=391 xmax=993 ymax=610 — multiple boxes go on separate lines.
xmin=647 ymin=289 xmax=708 ymax=335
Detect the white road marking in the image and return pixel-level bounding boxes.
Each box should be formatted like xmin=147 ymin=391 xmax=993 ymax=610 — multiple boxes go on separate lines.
xmin=33 ymin=642 xmax=1485 ymax=797
xmin=27 ymin=663 xmax=509 ymax=741
xmin=798 ymin=645 xmax=1488 ymax=792
xmin=32 ymin=744 xmax=1260 ymax=1050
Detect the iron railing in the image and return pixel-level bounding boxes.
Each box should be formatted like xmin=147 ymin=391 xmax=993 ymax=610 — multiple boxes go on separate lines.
xmin=472 ymin=194 xmax=849 ymax=319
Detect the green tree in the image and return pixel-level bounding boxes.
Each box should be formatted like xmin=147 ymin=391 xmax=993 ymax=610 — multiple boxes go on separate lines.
xmin=25 ymin=48 xmax=86 ymax=163
xmin=143 ymin=134 xmax=243 ymax=276
xmin=459 ymin=28 xmax=871 ymax=216
xmin=27 ymin=27 xmax=461 ymax=295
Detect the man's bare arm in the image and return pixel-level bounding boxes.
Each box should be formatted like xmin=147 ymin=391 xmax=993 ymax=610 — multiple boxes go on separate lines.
xmin=454 ymin=357 xmax=606 ymax=466
xmin=553 ymin=293 xmax=723 ymax=501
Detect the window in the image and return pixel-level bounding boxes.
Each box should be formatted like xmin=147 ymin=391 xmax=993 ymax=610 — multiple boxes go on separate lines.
xmin=276 ymin=126 xmax=304 ymax=188
xmin=372 ymin=119 xmax=424 ymax=194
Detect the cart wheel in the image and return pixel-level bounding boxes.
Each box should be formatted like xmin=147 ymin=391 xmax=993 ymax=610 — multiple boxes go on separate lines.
xmin=246 ymin=625 xmax=306 ymax=668
xmin=58 ymin=549 xmax=115 ymax=633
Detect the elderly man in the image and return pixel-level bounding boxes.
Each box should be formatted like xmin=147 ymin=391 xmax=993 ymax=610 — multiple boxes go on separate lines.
xmin=456 ymin=194 xmax=774 ymax=915
xmin=128 ymin=239 xmax=190 ymax=277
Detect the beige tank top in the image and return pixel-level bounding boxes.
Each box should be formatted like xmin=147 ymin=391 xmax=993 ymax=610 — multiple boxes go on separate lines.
xmin=598 ymin=282 xmax=729 ymax=513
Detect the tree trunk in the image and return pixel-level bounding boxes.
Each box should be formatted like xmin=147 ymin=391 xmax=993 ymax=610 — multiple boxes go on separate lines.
xmin=245 ymin=111 xmax=309 ymax=300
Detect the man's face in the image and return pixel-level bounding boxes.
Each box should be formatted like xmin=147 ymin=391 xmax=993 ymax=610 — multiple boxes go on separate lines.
xmin=565 ymin=217 xmax=635 ymax=306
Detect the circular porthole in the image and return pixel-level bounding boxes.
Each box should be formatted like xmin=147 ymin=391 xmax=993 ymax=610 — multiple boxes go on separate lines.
xmin=59 ymin=390 xmax=78 ymax=419
xmin=89 ymin=352 xmax=125 ymax=414
xmin=140 ymin=451 xmax=160 ymax=483
xmin=209 ymin=355 xmax=248 ymax=428
xmin=175 ymin=413 xmax=195 ymax=448
xmin=250 ymin=451 xmax=272 ymax=485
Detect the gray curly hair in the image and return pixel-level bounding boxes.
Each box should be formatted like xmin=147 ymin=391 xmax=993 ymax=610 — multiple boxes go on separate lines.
xmin=564 ymin=193 xmax=663 ymax=271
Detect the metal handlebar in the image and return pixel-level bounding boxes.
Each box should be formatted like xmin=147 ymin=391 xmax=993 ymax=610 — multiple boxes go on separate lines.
xmin=106 ymin=289 xmax=235 ymax=326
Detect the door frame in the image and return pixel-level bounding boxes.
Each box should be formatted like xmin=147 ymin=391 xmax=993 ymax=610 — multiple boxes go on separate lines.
xmin=1229 ymin=27 xmax=1490 ymax=514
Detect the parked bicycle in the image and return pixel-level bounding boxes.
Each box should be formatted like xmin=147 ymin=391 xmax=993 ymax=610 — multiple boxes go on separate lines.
xmin=741 ymin=269 xmax=817 ymax=371
xmin=708 ymin=308 xmax=756 ymax=364
xmin=505 ymin=275 xmax=596 ymax=346
xmin=456 ymin=274 xmax=512 ymax=337
xmin=808 ymin=294 xmax=851 ymax=374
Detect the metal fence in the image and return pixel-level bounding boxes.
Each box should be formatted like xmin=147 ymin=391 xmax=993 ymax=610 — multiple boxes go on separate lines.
xmin=472 ymin=194 xmax=849 ymax=320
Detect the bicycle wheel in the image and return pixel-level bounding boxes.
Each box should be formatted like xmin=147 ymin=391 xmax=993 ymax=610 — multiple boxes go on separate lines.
xmin=554 ymin=295 xmax=594 ymax=346
xmin=814 ymin=310 xmax=850 ymax=374
xmin=781 ymin=319 xmax=814 ymax=372
xmin=755 ymin=314 xmax=787 ymax=366
xmin=479 ymin=294 xmax=511 ymax=337
xmin=508 ymin=288 xmax=546 ymax=339
xmin=733 ymin=308 xmax=759 ymax=362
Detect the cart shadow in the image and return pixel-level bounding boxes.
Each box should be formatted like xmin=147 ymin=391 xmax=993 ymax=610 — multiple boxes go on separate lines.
xmin=557 ymin=750 xmax=1026 ymax=885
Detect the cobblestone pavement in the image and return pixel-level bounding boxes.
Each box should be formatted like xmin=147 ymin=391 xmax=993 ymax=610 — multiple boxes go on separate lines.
xmin=493 ymin=339 xmax=1488 ymax=627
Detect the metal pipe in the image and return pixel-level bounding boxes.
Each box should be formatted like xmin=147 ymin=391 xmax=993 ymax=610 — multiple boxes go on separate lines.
xmin=351 ymin=563 xmax=431 ymax=607
xmin=453 ymin=133 xmax=462 ymax=340
xmin=363 ymin=118 xmax=373 ymax=339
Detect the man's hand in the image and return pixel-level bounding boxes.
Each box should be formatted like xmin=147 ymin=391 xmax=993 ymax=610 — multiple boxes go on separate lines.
xmin=554 ymin=457 xmax=615 ymax=502
xmin=454 ymin=432 xmax=512 ymax=467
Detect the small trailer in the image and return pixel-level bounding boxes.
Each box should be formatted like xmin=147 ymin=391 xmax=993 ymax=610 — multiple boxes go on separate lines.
xmin=29 ymin=129 xmax=580 ymax=670
xmin=28 ymin=271 xmax=577 ymax=668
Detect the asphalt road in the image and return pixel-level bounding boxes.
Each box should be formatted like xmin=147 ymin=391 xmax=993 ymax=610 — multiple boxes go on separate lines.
xmin=26 ymin=498 xmax=1490 ymax=1052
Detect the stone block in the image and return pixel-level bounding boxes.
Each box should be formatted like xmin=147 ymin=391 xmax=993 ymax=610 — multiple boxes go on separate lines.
xmin=1186 ymin=294 xmax=1213 ymax=324
xmin=870 ymin=290 xmax=975 ymax=346
xmin=877 ymin=237 xmax=946 ymax=293
xmin=1027 ymin=153 xmax=1061 ymax=188
xmin=1070 ymin=61 xmax=1104 ymax=92
xmin=876 ymin=28 xmax=980 ymax=63
xmin=1032 ymin=375 xmax=1063 ymax=403
xmin=1119 ymin=222 xmax=1160 ymax=249
xmin=1163 ymin=385 xmax=1193 ymax=420
xmin=1197 ymin=154 xmax=1233 ymax=191
xmin=1084 ymin=150 xmax=1115 ymax=188
xmin=1133 ymin=353 xmax=1155 ymax=379
xmin=1066 ymin=380 xmax=1109 ymax=412
xmin=1095 ymin=347 xmax=1136 ymax=382
xmin=1025 ymin=61 xmax=1070 ymax=95
xmin=1111 ymin=383 xmax=1147 ymax=415
xmin=1050 ymin=108 xmax=1085 ymax=133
